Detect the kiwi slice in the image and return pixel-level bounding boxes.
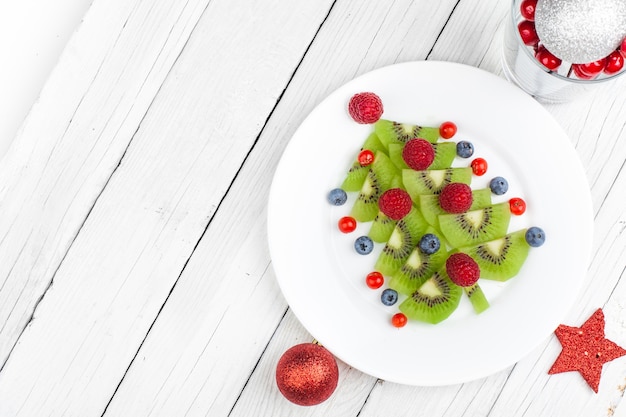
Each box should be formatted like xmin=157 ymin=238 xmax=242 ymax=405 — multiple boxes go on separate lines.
xmin=342 ymin=162 xmax=369 ymax=192
xmin=460 ymin=230 xmax=530 ymax=281
xmin=430 ymin=142 xmax=457 ymax=170
xmin=420 ymin=188 xmax=492 ymax=229
xmin=438 ymin=203 xmax=511 ymax=248
xmin=374 ymin=207 xmax=428 ymax=275
xmin=388 ymin=143 xmax=409 ymax=171
xmin=403 ymin=167 xmax=472 ymax=201
xmin=350 ymin=152 xmax=398 ymax=222
xmin=464 ymin=283 xmax=489 ymax=314
xmin=374 ymin=119 xmax=439 ymax=148
xmin=368 ymin=212 xmax=397 ymax=243
xmin=387 ymin=142 xmax=456 ymax=172
xmin=341 ymin=133 xmax=387 ymax=191
xmin=399 ymin=267 xmax=462 ymax=324
xmin=388 ymin=228 xmax=449 ymax=295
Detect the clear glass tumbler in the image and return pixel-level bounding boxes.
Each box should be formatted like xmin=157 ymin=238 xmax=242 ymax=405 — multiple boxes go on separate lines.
xmin=502 ymin=0 xmax=625 ymax=103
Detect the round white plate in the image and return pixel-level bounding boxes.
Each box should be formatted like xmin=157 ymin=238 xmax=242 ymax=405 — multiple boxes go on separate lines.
xmin=267 ymin=61 xmax=593 ymax=386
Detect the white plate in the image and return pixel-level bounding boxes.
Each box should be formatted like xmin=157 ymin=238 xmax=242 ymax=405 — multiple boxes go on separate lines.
xmin=267 ymin=61 xmax=593 ymax=386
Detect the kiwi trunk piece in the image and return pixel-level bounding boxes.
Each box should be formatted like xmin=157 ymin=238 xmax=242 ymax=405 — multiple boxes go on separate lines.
xmin=399 ymin=267 xmax=462 ymax=324
xmin=463 ymin=283 xmax=489 ymax=314
xmin=438 ymin=202 xmax=511 ymax=248
xmin=460 ymin=229 xmax=530 ymax=281
xmin=349 ymin=151 xmax=399 ymax=222
xmin=403 ymin=167 xmax=472 ymax=201
xmin=420 ymin=188 xmax=492 ymax=230
xmin=389 ymin=228 xmax=449 ymax=295
xmin=374 ymin=119 xmax=439 ymax=148
xmin=341 ymin=133 xmax=387 ymax=191
xmin=368 ymin=212 xmax=397 ymax=243
xmin=374 ymin=207 xmax=428 ymax=276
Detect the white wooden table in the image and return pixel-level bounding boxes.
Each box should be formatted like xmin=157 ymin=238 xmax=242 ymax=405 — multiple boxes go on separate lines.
xmin=1 ymin=1 xmax=625 ymax=416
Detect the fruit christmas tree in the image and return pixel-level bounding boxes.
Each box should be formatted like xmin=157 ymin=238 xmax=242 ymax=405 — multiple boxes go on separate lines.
xmin=329 ymin=99 xmax=545 ymax=328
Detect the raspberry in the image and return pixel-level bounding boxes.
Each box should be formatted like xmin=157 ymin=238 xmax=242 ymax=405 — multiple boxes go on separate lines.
xmin=439 ymin=183 xmax=473 ymax=214
xmin=446 ymin=253 xmax=480 ymax=287
xmin=402 ymin=139 xmax=435 ymax=170
xmin=378 ymin=188 xmax=412 ymax=220
xmin=348 ymin=92 xmax=383 ymax=124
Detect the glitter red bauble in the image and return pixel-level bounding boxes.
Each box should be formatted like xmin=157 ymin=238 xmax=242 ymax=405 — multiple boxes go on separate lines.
xmin=275 ymin=343 xmax=339 ymax=406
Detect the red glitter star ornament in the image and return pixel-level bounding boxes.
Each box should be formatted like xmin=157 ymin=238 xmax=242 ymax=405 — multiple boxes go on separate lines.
xmin=548 ymin=308 xmax=626 ymax=393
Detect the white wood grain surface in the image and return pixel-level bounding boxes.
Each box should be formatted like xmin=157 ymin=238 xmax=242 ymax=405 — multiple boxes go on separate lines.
xmin=0 ymin=0 xmax=625 ymax=416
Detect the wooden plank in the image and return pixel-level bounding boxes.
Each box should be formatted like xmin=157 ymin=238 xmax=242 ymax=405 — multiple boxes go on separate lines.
xmin=0 ymin=0 xmax=335 ymax=416
xmin=0 ymin=0 xmax=210 ymax=365
xmin=101 ymin=0 xmax=462 ymax=416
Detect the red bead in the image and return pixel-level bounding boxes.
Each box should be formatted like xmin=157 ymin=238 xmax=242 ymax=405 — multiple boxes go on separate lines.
xmin=572 ymin=60 xmax=604 ymax=80
xmin=535 ymin=46 xmax=562 ymax=71
xmin=517 ymin=20 xmax=539 ymax=46
xmin=604 ymin=50 xmax=625 ymax=75
xmin=572 ymin=59 xmax=605 ymax=79
xmin=520 ymin=0 xmax=538 ymax=21
xmin=572 ymin=65 xmax=594 ymax=80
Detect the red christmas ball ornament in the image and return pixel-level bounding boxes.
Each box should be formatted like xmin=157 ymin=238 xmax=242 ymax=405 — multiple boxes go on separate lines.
xmin=276 ymin=343 xmax=339 ymax=406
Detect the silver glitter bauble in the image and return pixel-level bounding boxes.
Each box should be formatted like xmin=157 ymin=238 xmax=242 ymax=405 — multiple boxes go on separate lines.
xmin=535 ymin=0 xmax=626 ymax=63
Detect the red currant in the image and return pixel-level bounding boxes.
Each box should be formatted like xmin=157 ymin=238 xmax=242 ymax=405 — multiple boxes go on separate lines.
xmin=509 ymin=197 xmax=526 ymax=215
xmin=391 ymin=312 xmax=408 ymax=328
xmin=535 ymin=46 xmax=562 ymax=71
xmin=338 ymin=216 xmax=357 ymax=233
xmin=439 ymin=121 xmax=457 ymax=139
xmin=517 ymin=20 xmax=539 ymax=46
xmin=572 ymin=60 xmax=604 ymax=79
xmin=604 ymin=50 xmax=625 ymax=75
xmin=358 ymin=149 xmax=375 ymax=166
xmin=366 ymin=272 xmax=384 ymax=289
xmin=470 ymin=158 xmax=488 ymax=176
xmin=520 ymin=0 xmax=538 ymax=21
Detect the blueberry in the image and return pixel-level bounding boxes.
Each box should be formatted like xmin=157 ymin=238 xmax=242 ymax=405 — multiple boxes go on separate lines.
xmin=354 ymin=235 xmax=374 ymax=255
xmin=489 ymin=176 xmax=509 ymax=195
xmin=418 ymin=233 xmax=441 ymax=254
xmin=327 ymin=188 xmax=347 ymax=206
xmin=381 ymin=288 xmax=398 ymax=306
xmin=456 ymin=141 xmax=474 ymax=158
xmin=525 ymin=226 xmax=546 ymax=247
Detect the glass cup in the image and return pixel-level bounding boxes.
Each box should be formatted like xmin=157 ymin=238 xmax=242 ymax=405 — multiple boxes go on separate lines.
xmin=502 ymin=0 xmax=626 ymax=103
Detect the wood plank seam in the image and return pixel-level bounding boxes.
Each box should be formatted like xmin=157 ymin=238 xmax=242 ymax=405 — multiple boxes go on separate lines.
xmin=425 ymin=0 xmax=461 ymax=60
